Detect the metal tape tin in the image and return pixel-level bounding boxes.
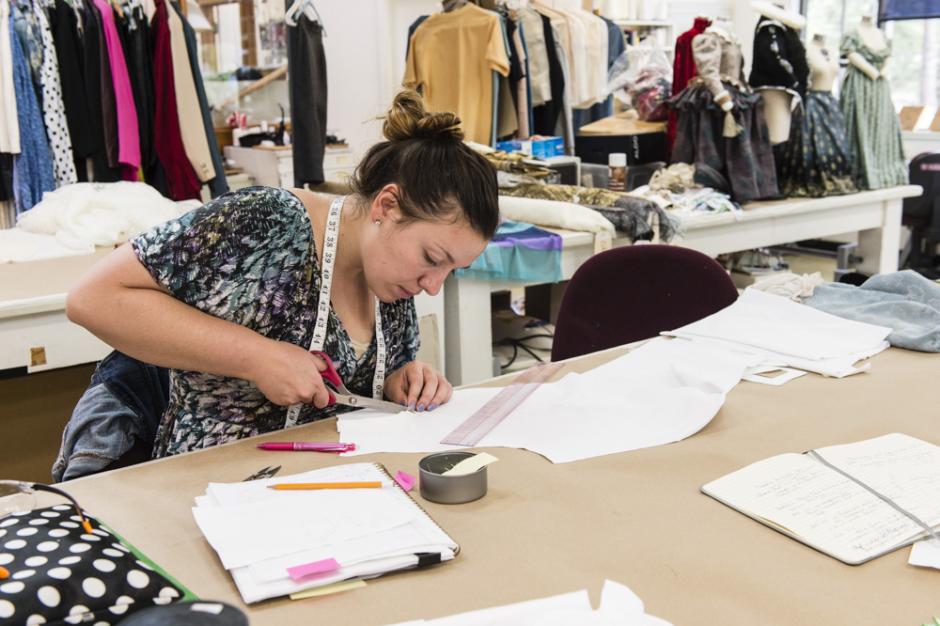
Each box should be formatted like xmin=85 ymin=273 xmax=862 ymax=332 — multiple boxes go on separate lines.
xmin=418 ymin=451 xmax=488 ymax=504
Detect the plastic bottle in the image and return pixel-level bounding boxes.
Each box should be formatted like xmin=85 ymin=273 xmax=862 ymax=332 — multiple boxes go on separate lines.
xmin=608 ymin=153 xmax=627 ymax=191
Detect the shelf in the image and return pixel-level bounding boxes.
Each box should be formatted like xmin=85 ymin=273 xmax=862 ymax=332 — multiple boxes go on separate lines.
xmin=613 ymin=19 xmax=671 ymax=29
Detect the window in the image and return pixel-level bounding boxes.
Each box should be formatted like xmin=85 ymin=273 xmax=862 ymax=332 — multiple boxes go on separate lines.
xmin=803 ymin=0 xmax=940 ymax=107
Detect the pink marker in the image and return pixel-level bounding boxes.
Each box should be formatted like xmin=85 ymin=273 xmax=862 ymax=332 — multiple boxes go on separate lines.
xmin=257 ymin=442 xmax=356 ymax=452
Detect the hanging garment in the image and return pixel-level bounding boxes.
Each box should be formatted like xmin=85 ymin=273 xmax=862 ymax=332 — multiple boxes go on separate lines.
xmin=10 ymin=0 xmax=42 ymax=88
xmin=572 ymin=16 xmax=625 ymax=131
xmin=79 ymin=1 xmax=121 ymax=182
xmin=85 ymin=2 xmax=121 ymax=171
xmin=34 ymin=0 xmax=77 ymax=187
xmin=778 ymin=43 xmax=855 ymax=197
xmin=150 ymin=0 xmax=200 ymax=200
xmin=0 ymin=1 xmax=18 ymax=154
xmin=668 ymin=17 xmax=711 ymax=153
xmin=404 ymin=4 xmax=510 ymax=145
xmin=532 ymin=14 xmax=564 ymax=135
xmin=165 ymin=0 xmax=213 ymax=183
xmin=92 ymin=0 xmax=141 ymax=178
xmin=118 ymin=7 xmax=157 ymax=183
xmin=404 ymin=14 xmax=428 ymax=59
xmin=9 ymin=6 xmax=54 ymax=213
xmin=287 ymin=2 xmax=327 ymax=187
xmin=496 ymin=14 xmax=519 ymax=140
xmin=510 ymin=21 xmax=529 ymax=139
xmin=0 ymin=153 xmax=13 ymax=202
xmin=50 ymin=0 xmax=94 ymax=181
xmin=671 ymin=27 xmax=778 ymax=204
xmin=171 ymin=0 xmax=227 ymax=197
xmin=519 ymin=6 xmax=550 ymax=107
xmin=839 ymin=31 xmax=907 ymax=190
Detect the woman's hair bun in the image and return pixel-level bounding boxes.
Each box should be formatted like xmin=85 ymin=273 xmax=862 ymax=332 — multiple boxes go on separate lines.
xmin=383 ymin=90 xmax=464 ymax=143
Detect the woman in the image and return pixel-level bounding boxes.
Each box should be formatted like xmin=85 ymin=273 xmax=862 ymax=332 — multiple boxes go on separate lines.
xmin=66 ymin=91 xmax=499 ymax=458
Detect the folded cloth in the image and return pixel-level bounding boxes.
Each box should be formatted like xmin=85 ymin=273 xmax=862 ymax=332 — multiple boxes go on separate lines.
xmin=455 ymin=220 xmax=562 ymax=282
xmin=498 ymin=195 xmax=615 ymax=234
xmin=751 ymin=271 xmax=825 ymax=302
xmin=805 ymin=270 xmax=940 ymax=352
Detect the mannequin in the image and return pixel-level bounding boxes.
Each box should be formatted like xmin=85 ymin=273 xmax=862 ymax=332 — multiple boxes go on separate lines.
xmin=671 ymin=20 xmax=779 ymax=203
xmin=748 ymin=1 xmax=808 ymax=145
xmin=839 ymin=14 xmax=907 ymax=189
xmin=849 ymin=13 xmax=888 ymax=80
xmin=778 ymin=34 xmax=856 ymax=197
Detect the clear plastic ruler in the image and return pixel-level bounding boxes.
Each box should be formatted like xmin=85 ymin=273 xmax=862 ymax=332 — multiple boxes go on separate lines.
xmin=440 ymin=362 xmax=564 ymax=446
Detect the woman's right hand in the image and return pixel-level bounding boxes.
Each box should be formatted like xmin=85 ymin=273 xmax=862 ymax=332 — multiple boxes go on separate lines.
xmin=249 ymin=340 xmax=333 ymax=408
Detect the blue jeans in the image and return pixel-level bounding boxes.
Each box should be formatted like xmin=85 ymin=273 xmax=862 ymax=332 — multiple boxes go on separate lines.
xmin=52 ymin=352 xmax=169 ymax=482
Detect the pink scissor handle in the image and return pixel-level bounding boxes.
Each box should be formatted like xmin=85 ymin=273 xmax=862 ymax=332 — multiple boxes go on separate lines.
xmin=310 ymin=350 xmax=341 ymax=405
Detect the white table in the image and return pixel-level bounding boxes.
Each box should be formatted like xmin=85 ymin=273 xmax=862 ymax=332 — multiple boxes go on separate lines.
xmin=0 ymin=247 xmax=113 ymax=373
xmin=444 ymin=186 xmax=923 ymax=385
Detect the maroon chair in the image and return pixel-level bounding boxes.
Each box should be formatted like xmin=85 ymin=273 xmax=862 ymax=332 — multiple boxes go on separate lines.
xmin=551 ymin=245 xmax=738 ymax=361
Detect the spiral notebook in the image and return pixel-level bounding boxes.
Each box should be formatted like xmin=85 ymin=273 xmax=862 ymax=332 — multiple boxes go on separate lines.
xmin=702 ymin=433 xmax=940 ymax=565
xmin=192 ymin=462 xmax=458 ymax=603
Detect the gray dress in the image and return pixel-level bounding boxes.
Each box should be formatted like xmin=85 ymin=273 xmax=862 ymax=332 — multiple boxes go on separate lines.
xmin=839 ymin=32 xmax=907 ymax=190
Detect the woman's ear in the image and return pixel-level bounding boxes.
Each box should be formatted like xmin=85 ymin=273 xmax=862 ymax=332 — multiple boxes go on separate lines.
xmin=370 ymin=184 xmax=405 ymax=224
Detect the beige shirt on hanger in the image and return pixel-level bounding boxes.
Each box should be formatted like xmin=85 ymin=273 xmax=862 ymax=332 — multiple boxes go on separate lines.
xmin=532 ymin=2 xmax=575 ymax=104
xmin=166 ymin=0 xmax=216 ymax=183
xmin=0 ymin=1 xmax=19 ymax=154
xmin=404 ymin=4 xmax=510 ymax=145
xmin=519 ymin=7 xmax=551 ymax=106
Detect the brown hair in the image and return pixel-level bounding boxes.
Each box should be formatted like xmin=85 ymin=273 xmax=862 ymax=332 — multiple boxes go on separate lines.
xmin=350 ymin=90 xmax=499 ymax=239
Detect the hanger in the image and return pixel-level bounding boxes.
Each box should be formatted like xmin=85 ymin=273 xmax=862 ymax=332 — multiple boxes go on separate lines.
xmin=286 ymin=0 xmax=325 ymax=33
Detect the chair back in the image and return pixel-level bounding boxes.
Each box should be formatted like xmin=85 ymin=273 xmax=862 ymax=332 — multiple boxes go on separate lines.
xmin=551 ymin=245 xmax=738 ymax=361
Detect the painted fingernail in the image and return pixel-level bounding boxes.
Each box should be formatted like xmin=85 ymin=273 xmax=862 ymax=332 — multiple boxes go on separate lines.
xmin=407 ymin=402 xmax=416 ymax=411
xmin=417 ymin=403 xmax=426 ymax=412
xmin=428 ymin=404 xmax=438 ymax=411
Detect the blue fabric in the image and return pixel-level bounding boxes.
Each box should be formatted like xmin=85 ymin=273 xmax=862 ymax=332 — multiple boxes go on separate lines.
xmin=455 ymin=220 xmax=562 ymax=282
xmin=804 ymin=270 xmax=940 ymax=352
xmin=880 ymin=0 xmax=940 ymax=20
xmin=53 ymin=351 xmax=170 ymax=482
xmin=10 ymin=7 xmax=54 ymax=214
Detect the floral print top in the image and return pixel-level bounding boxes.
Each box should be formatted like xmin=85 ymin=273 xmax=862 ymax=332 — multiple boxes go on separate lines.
xmin=131 ymin=186 xmax=420 ymax=458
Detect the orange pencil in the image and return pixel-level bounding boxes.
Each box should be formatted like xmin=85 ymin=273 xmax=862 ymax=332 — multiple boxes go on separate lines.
xmin=268 ymin=481 xmax=383 ymax=491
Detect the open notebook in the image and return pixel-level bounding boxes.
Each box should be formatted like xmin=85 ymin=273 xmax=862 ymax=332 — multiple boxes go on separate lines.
xmin=702 ymin=433 xmax=940 ymax=565
xmin=192 ymin=463 xmax=458 ymax=603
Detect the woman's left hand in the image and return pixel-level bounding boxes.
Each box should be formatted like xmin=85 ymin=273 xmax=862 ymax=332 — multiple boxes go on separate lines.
xmin=384 ymin=360 xmax=453 ymax=412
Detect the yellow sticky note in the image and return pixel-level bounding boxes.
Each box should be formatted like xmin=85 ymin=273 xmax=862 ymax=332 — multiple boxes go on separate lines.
xmin=289 ymin=578 xmax=367 ymax=600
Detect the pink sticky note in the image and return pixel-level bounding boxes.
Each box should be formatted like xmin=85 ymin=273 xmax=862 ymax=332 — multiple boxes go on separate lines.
xmin=287 ymin=558 xmax=341 ymax=582
xmin=395 ymin=470 xmax=416 ymax=492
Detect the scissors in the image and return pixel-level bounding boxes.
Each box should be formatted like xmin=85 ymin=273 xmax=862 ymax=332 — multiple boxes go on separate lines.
xmin=312 ymin=351 xmax=404 ymax=413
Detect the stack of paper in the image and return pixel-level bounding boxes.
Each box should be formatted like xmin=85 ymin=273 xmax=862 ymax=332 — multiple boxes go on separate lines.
xmin=191 ymin=463 xmax=458 ymax=603
xmin=387 ymin=579 xmax=672 ymax=625
xmin=666 ymin=289 xmax=892 ymax=378
xmin=340 ymin=337 xmax=760 ymax=463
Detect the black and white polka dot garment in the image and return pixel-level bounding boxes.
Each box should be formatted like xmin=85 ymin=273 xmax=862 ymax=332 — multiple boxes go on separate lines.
xmin=0 ymin=505 xmax=186 ymax=624
xmin=34 ymin=0 xmax=77 ymax=188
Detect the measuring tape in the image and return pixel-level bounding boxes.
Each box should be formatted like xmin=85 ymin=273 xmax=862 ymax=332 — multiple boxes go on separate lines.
xmin=440 ymin=362 xmax=564 ymax=446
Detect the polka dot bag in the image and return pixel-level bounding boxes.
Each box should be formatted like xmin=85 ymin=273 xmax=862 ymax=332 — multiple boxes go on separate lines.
xmin=0 ymin=505 xmax=193 ymax=625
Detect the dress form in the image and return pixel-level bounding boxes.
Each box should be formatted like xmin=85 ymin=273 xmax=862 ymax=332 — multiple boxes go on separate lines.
xmin=749 ymin=1 xmax=807 ymax=145
xmin=849 ymin=15 xmax=887 ymax=80
xmin=807 ymin=36 xmax=838 ymax=92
